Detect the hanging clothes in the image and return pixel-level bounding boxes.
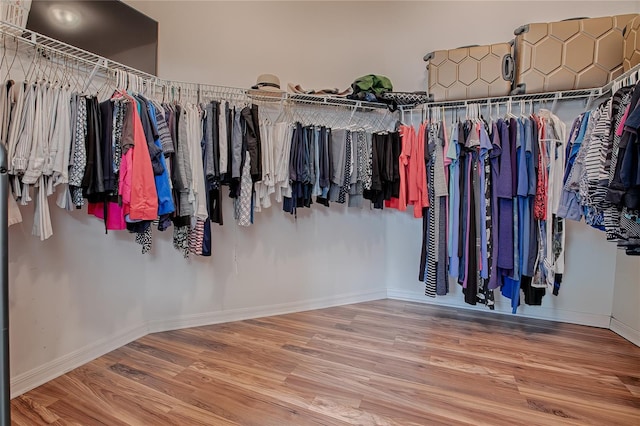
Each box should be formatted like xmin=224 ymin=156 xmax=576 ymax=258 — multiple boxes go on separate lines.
xmin=363 ymin=130 xmax=401 ymax=209
xmin=284 ymin=123 xmax=315 ymax=215
xmin=604 ymin=88 xmax=634 ymax=241
xmin=254 ymin=120 xmax=273 ymax=211
xmin=387 ymin=125 xmax=413 ymax=211
xmin=273 ymin=121 xmax=293 ymax=203
xmin=316 ymin=126 xmax=331 ymax=207
xmin=539 ymin=109 xmax=567 ymax=294
xmin=8 ymin=50 xmax=638 ymax=302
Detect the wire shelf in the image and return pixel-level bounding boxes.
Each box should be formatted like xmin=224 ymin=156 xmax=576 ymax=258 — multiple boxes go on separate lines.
xmin=0 ymin=21 xmax=396 ymax=111
xmin=400 ymin=64 xmax=640 ymax=111
xmin=399 ymin=88 xmax=607 ymax=111
xmin=2 ymin=19 xmax=640 ymax=113
xmin=288 ymin=94 xmax=389 ymax=110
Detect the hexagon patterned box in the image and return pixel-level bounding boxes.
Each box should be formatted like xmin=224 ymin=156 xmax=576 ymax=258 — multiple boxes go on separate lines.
xmin=423 ymin=43 xmax=515 ymax=102
xmin=512 ymin=15 xmax=638 ymax=95
xmin=623 ymin=15 xmax=640 ymax=72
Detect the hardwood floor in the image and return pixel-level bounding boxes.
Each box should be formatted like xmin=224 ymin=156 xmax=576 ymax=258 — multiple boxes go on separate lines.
xmin=11 ymin=299 xmax=640 ymax=425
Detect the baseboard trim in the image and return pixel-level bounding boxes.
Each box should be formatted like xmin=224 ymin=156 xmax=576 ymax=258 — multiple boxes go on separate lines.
xmin=10 ymin=323 xmax=148 ymax=398
xmin=11 ymin=289 xmax=387 ymax=398
xmin=610 ymin=317 xmax=640 ymax=347
xmin=147 ymin=289 xmax=387 ymax=333
xmin=386 ymin=288 xmax=612 ymax=328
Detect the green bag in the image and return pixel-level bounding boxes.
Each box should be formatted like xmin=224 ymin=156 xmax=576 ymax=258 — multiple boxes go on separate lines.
xmin=351 ymin=74 xmax=393 ymax=97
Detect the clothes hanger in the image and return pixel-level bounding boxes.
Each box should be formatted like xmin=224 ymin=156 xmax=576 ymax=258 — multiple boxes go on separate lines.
xmin=49 ymin=51 xmax=57 ymax=85
xmin=8 ymin=35 xmax=23 ymax=83
xmin=57 ymin=54 xmax=66 ymax=87
xmin=79 ymin=58 xmax=87 ymax=93
xmin=43 ymin=51 xmax=53 ymax=83
xmin=57 ymin=54 xmax=66 ymax=86
xmin=23 ymin=43 xmax=37 ymax=83
xmin=380 ymin=108 xmax=392 ymax=133
xmin=15 ymin=36 xmax=33 ymax=83
xmin=121 ymin=71 xmax=127 ymax=92
xmin=346 ymin=104 xmax=358 ymax=130
xmin=140 ymin=77 xmax=145 ymax=96
xmin=369 ymin=111 xmax=382 ymax=133
xmin=106 ymin=68 xmax=118 ymax=96
xmin=62 ymin=55 xmax=72 ymax=87
xmin=519 ymin=100 xmax=526 ymax=119
xmin=97 ymin=68 xmax=114 ymax=100
xmin=69 ymin=58 xmax=79 ymax=92
xmin=0 ymin=36 xmax=7 ymax=81
xmin=506 ymin=99 xmax=516 ymax=119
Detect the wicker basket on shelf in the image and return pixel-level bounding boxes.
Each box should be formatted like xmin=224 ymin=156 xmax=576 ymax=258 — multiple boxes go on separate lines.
xmin=0 ymin=0 xmax=31 ymax=28
xmin=379 ymin=91 xmax=430 ymax=106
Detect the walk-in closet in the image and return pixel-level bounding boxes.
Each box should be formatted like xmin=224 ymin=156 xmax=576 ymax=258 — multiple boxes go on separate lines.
xmin=0 ymin=1 xmax=638 ymax=425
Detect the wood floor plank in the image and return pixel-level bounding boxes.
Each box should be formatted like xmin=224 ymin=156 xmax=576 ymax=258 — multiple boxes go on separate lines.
xmin=105 ymin=344 xmax=187 ymax=379
xmin=46 ymin=398 xmax=127 ymax=426
xmin=201 ymin=321 xmax=313 ymax=348
xmin=523 ymin=394 xmax=639 ymax=426
xmin=50 ymin=366 xmax=177 ymax=425
xmin=132 ymin=334 xmax=202 ymax=366
xmin=11 ymin=395 xmax=60 ymax=425
xmin=12 ymin=299 xmax=640 ymax=425
xmin=177 ymin=368 xmax=350 ymax=426
xmin=183 ymin=358 xmax=397 ymax=426
xmin=18 ymin=383 xmax=66 ymax=408
xmin=165 ymin=404 xmax=240 ymax=426
xmin=366 ymin=374 xmax=577 ymax=426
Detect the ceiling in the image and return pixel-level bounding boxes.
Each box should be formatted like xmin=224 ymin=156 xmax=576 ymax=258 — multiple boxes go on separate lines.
xmin=26 ymin=0 xmax=158 ymax=74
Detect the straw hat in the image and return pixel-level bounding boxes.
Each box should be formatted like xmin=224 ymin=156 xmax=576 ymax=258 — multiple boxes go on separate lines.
xmin=250 ymin=74 xmax=284 ymax=92
xmin=248 ymin=74 xmax=286 ymax=101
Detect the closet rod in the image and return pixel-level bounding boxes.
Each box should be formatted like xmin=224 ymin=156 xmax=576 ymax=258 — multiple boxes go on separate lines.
xmin=396 ymin=88 xmax=604 ymax=112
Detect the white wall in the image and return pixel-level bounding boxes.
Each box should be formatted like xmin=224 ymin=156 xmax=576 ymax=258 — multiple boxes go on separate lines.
xmin=129 ymin=0 xmax=640 ymax=91
xmin=611 ymin=252 xmax=640 ymax=345
xmin=142 ymin=202 xmax=388 ymax=330
xmin=9 ymin=0 xmax=640 ymax=397
xmin=9 ymin=205 xmax=149 ymax=391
